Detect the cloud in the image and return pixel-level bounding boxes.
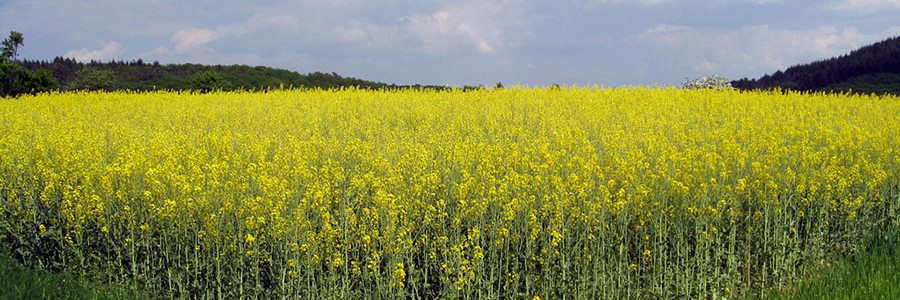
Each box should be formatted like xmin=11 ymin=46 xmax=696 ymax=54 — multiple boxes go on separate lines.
xmin=633 ymin=23 xmax=898 ymax=80
xmin=403 ymin=1 xmax=517 ymax=55
xmin=145 ymin=27 xmax=220 ymax=61
xmin=583 ymin=0 xmax=672 ymax=6
xmin=582 ymin=0 xmax=786 ymax=9
xmin=828 ymin=0 xmax=900 ymax=12
xmin=63 ymin=41 xmax=122 ymax=61
xmin=5 ymin=0 xmax=899 ymax=87
xmin=171 ymin=27 xmax=220 ymax=52
xmin=639 ymin=23 xmax=871 ymax=59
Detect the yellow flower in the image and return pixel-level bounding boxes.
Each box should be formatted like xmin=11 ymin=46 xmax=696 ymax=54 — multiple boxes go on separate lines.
xmin=391 ymin=262 xmax=406 ymax=288
xmin=331 ymin=256 xmax=344 ymax=269
xmin=2 ymin=85 xmax=898 ymax=298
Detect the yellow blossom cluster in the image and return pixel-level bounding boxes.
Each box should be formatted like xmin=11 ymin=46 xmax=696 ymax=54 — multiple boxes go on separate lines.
xmin=0 ymin=87 xmax=897 ymax=298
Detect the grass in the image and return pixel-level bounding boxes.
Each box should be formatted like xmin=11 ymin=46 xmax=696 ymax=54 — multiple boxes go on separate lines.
xmin=0 ymin=248 xmax=151 ymax=300
xmin=755 ymin=232 xmax=900 ymax=300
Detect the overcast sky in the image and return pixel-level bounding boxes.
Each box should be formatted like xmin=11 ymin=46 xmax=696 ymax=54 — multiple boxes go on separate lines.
xmin=1 ymin=0 xmax=898 ymax=87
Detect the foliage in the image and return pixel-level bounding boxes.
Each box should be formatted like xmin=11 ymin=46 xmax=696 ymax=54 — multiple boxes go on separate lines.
xmin=23 ymin=69 xmax=58 ymax=93
xmin=190 ymin=71 xmax=232 ymax=93
xmin=1 ymin=31 xmax=24 ymax=61
xmin=682 ymin=74 xmax=733 ymax=89
xmin=819 ymin=73 xmax=900 ymax=95
xmin=70 ymin=67 xmax=118 ymax=91
xmin=0 ymin=88 xmax=897 ymax=299
xmin=19 ymin=59 xmax=390 ymax=91
xmin=0 ymin=61 xmax=58 ymax=97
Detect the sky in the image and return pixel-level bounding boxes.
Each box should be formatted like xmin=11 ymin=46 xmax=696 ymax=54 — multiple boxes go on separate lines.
xmin=1 ymin=0 xmax=899 ymax=87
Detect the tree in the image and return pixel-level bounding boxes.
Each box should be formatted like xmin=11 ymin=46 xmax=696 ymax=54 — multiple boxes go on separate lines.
xmin=72 ymin=67 xmax=118 ymax=91
xmin=0 ymin=62 xmax=58 ymax=97
xmin=24 ymin=69 xmax=58 ymax=93
xmin=0 ymin=31 xmax=59 ymax=97
xmin=190 ymin=71 xmax=232 ymax=92
xmin=0 ymin=62 xmax=26 ymax=96
xmin=1 ymin=31 xmax=24 ymax=61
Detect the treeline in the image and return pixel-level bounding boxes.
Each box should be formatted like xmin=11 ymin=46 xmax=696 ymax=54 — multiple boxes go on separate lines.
xmin=7 ymin=55 xmax=496 ymax=97
xmin=732 ymin=35 xmax=900 ymax=95
xmin=18 ymin=57 xmax=391 ymax=92
xmin=1 ymin=29 xmax=404 ymax=97
xmin=3 ymin=31 xmax=510 ymax=97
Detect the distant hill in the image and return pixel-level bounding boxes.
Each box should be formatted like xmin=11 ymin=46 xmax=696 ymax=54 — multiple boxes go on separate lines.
xmin=20 ymin=57 xmax=390 ymax=91
xmin=731 ymin=35 xmax=900 ymax=95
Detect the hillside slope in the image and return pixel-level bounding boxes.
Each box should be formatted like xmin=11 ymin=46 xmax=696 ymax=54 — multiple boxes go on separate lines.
xmin=732 ymin=35 xmax=900 ymax=94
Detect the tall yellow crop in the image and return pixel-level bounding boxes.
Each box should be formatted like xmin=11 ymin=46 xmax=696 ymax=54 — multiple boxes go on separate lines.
xmin=0 ymin=87 xmax=897 ymax=298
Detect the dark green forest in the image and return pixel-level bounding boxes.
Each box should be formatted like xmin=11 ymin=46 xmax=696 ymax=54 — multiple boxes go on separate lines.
xmin=732 ymin=35 xmax=900 ymax=95
xmin=19 ymin=57 xmax=390 ymax=92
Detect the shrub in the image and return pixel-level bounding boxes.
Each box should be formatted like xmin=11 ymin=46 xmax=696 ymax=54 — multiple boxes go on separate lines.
xmin=71 ymin=67 xmax=118 ymax=91
xmin=0 ymin=61 xmax=58 ymax=97
xmin=190 ymin=71 xmax=232 ymax=93
xmin=683 ymin=75 xmax=733 ymax=90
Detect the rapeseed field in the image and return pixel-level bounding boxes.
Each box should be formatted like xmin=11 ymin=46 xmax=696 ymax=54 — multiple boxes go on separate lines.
xmin=0 ymin=87 xmax=897 ymax=298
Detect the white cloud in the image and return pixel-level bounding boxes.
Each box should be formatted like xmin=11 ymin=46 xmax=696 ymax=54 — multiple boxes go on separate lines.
xmin=334 ymin=26 xmax=367 ymax=44
xmin=150 ymin=13 xmax=303 ymax=56
xmin=584 ymin=0 xmax=672 ymax=5
xmin=583 ymin=0 xmax=785 ymax=9
xmin=403 ymin=1 xmax=517 ymax=55
xmin=828 ymin=0 xmax=900 ymax=12
xmin=144 ymin=27 xmax=220 ymax=60
xmin=63 ymin=41 xmax=122 ymax=62
xmin=171 ymin=27 xmax=220 ymax=52
xmin=326 ymin=20 xmax=394 ymax=47
xmin=633 ymin=24 xmax=898 ymax=79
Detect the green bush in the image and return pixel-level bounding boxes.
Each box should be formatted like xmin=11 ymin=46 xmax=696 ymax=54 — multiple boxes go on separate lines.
xmin=70 ymin=67 xmax=118 ymax=91
xmin=1 ymin=61 xmax=58 ymax=97
xmin=190 ymin=71 xmax=232 ymax=93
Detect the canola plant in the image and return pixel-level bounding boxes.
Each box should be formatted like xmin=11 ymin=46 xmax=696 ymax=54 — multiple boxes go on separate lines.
xmin=0 ymin=87 xmax=897 ymax=298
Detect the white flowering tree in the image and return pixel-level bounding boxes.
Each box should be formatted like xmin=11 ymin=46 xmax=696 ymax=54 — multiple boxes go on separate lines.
xmin=682 ymin=75 xmax=733 ymax=90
